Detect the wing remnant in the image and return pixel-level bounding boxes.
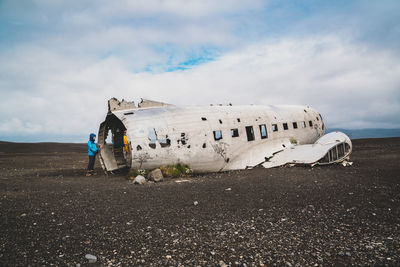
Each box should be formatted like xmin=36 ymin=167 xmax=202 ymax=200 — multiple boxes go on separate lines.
xmin=262 ymin=132 xmax=352 ymax=168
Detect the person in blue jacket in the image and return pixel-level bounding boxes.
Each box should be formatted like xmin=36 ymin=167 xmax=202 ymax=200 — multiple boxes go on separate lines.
xmin=86 ymin=133 xmax=98 ymax=176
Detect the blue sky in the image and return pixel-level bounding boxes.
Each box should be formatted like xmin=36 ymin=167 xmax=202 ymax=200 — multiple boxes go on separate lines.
xmin=0 ymin=0 xmax=399 ymax=142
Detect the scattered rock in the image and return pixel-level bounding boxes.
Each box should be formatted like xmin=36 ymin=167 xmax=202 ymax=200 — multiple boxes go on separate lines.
xmin=134 ymin=175 xmax=146 ymax=185
xmin=175 ymin=179 xmax=190 ymax=183
xmin=148 ymin=168 xmax=164 ymax=182
xmin=193 ymin=201 xmax=199 ymax=206
xmin=219 ymin=260 xmax=227 ymax=267
xmin=85 ymin=254 xmax=97 ymax=263
xmin=342 ymin=160 xmax=353 ymax=166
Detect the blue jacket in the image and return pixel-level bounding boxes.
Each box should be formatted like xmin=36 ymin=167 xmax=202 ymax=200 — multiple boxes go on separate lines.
xmin=88 ymin=133 xmax=98 ymax=156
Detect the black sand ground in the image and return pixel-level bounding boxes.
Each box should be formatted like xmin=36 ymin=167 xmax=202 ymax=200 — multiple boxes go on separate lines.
xmin=0 ymin=138 xmax=399 ymax=266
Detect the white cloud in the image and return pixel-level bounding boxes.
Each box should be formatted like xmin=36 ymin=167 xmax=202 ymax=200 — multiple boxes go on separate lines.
xmin=1 ymin=0 xmax=400 ymax=141
xmin=0 ymin=118 xmax=42 ymax=134
xmin=1 ymin=35 xmax=399 ymax=141
xmin=94 ymin=0 xmax=264 ymax=18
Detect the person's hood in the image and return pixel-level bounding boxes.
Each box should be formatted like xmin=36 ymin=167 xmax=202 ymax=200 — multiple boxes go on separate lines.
xmin=89 ymin=133 xmax=96 ymax=141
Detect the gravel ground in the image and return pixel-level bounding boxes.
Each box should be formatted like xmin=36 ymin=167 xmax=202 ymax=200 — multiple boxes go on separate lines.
xmin=0 ymin=138 xmax=399 ymax=266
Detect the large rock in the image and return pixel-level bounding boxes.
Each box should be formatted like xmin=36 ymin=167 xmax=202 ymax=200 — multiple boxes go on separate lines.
xmin=148 ymin=168 xmax=164 ymax=182
xmin=134 ymin=175 xmax=147 ymax=185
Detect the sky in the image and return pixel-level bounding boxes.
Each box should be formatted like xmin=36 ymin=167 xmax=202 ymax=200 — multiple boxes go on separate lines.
xmin=0 ymin=0 xmax=399 ymax=142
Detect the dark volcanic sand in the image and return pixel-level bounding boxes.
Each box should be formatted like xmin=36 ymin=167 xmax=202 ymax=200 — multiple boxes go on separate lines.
xmin=0 ymin=138 xmax=399 ymax=266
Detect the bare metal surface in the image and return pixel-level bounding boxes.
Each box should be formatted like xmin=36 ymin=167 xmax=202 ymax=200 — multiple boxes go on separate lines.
xmin=98 ymin=98 xmax=352 ymax=172
xmin=262 ymin=132 xmax=352 ymax=168
xmin=137 ymin=98 xmax=175 ymax=108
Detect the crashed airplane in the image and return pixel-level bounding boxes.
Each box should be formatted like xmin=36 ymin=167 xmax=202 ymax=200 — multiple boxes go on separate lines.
xmin=98 ymin=98 xmax=352 ymax=173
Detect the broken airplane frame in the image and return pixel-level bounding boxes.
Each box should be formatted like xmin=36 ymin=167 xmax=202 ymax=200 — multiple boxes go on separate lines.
xmin=98 ymin=98 xmax=352 ymax=173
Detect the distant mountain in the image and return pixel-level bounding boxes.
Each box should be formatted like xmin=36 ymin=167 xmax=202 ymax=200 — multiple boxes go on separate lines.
xmin=0 ymin=134 xmax=88 ymax=143
xmin=326 ymin=128 xmax=400 ymax=139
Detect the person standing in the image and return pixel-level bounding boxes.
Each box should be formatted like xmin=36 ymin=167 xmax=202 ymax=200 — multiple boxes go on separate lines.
xmin=123 ymin=129 xmax=129 ymax=159
xmin=86 ymin=133 xmax=98 ymax=176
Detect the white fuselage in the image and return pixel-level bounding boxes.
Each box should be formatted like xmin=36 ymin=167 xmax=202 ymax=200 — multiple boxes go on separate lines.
xmin=108 ymin=104 xmax=325 ymax=172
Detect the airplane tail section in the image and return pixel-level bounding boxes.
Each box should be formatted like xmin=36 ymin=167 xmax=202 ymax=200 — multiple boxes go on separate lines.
xmin=262 ymin=132 xmax=352 ymax=168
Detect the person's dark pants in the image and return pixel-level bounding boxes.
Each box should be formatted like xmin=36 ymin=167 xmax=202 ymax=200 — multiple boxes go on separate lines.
xmin=87 ymin=155 xmax=96 ymax=171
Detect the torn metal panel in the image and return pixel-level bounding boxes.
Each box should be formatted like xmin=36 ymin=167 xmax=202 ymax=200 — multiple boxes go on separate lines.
xmin=108 ymin=97 xmax=136 ymax=112
xmin=98 ymin=98 xmax=351 ymax=173
xmin=222 ymin=139 xmax=293 ymax=170
xmin=262 ymin=132 xmax=352 ymax=168
xmin=138 ymin=98 xmax=175 ymax=108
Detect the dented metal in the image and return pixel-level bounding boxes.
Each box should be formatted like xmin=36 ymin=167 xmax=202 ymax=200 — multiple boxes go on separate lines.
xmin=98 ymin=98 xmax=352 ymax=173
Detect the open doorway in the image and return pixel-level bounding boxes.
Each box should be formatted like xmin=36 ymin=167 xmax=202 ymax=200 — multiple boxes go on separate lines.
xmin=98 ymin=114 xmax=131 ymax=172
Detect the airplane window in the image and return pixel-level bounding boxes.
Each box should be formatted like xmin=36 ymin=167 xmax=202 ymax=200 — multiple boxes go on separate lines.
xmin=237 ymin=118 xmax=241 ymax=122
xmin=213 ymin=130 xmax=222 ymax=141
xmin=219 ymin=119 xmax=223 ymax=124
xmin=293 ymin=122 xmax=298 ymax=129
xmin=309 ymin=120 xmax=313 ymax=127
xmin=272 ymin=124 xmax=278 ymax=132
xmin=201 ymin=117 xmax=207 ymax=121
xmin=301 ymin=121 xmax=306 ymax=128
xmin=316 ymin=116 xmax=319 ymax=121
xmin=283 ymin=123 xmax=288 ymax=130
xmin=180 ymin=133 xmax=188 ymax=145
xmin=159 ymin=136 xmax=171 ymax=147
xmin=105 ymin=129 xmax=112 ymax=144
xmin=245 ymin=126 xmax=255 ymax=141
xmin=259 ymin=124 xmax=267 ymax=139
xmin=148 ymin=128 xmax=157 ymax=149
xmin=231 ymin=128 xmax=239 ymax=137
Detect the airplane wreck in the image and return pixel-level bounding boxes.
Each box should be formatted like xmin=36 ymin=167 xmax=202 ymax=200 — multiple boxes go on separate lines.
xmin=98 ymin=98 xmax=352 ymax=173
